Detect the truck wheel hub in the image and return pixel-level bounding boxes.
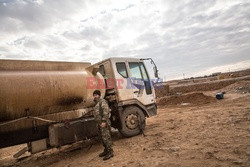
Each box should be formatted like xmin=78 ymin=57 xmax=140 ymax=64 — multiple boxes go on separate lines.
xmin=125 ymin=114 xmax=139 ymax=129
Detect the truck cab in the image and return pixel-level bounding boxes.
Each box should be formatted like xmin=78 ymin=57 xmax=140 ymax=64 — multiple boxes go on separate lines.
xmin=91 ymin=57 xmax=158 ymax=137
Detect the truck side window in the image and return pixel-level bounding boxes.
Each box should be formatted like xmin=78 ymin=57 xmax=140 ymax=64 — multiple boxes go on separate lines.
xmin=139 ymin=62 xmax=152 ymax=94
xmin=116 ymin=62 xmax=128 ymax=78
xmin=128 ymin=62 xmax=142 ymax=79
xmin=139 ymin=62 xmax=149 ymax=80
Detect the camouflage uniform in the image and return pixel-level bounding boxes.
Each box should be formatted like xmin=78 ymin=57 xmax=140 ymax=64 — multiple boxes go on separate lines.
xmin=93 ymin=97 xmax=113 ymax=153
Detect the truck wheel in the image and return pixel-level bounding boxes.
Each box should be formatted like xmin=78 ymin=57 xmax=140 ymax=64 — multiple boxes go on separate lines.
xmin=119 ymin=106 xmax=146 ymax=137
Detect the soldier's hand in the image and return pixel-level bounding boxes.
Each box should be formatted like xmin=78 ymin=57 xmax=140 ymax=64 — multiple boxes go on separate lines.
xmin=100 ymin=122 xmax=106 ymax=128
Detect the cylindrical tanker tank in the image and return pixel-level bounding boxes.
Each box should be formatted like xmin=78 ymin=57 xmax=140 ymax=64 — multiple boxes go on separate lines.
xmin=0 ymin=60 xmax=105 ymax=122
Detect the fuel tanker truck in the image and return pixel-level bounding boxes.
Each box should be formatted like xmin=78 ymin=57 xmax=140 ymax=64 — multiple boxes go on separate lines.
xmin=0 ymin=57 xmax=158 ymax=157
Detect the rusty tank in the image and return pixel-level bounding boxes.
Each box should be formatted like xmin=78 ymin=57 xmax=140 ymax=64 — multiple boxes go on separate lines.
xmin=0 ymin=59 xmax=105 ymax=123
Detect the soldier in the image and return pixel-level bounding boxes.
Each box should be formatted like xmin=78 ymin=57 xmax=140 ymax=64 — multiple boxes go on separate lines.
xmin=93 ymin=90 xmax=114 ymax=160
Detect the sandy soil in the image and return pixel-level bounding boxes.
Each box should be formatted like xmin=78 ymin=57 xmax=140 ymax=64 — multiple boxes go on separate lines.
xmin=1 ymin=86 xmax=250 ymax=167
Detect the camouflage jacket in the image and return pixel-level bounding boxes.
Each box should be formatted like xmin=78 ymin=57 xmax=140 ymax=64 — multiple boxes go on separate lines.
xmin=93 ymin=97 xmax=111 ymax=125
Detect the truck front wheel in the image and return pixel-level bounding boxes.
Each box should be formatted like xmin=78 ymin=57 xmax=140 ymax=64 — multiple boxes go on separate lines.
xmin=119 ymin=106 xmax=146 ymax=137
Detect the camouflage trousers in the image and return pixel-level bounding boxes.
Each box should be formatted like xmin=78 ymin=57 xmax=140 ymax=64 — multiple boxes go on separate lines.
xmin=98 ymin=123 xmax=113 ymax=152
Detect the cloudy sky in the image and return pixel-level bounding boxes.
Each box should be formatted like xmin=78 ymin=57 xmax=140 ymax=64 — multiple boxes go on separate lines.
xmin=0 ymin=0 xmax=249 ymax=80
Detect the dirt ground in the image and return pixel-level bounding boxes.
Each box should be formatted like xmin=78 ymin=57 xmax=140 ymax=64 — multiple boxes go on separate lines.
xmin=1 ymin=83 xmax=250 ymax=167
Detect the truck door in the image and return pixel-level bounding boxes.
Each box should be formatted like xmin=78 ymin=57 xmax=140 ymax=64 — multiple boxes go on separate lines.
xmin=128 ymin=62 xmax=155 ymax=105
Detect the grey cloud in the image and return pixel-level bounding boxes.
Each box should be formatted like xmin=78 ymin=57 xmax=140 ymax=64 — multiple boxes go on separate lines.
xmin=81 ymin=45 xmax=91 ymax=51
xmin=111 ymin=4 xmax=135 ymax=12
xmin=80 ymin=4 xmax=134 ymax=23
xmin=0 ymin=0 xmax=86 ymax=32
xmin=93 ymin=40 xmax=109 ymax=49
xmin=162 ymin=0 xmax=217 ymax=26
xmin=63 ymin=27 xmax=109 ymax=41
xmin=0 ymin=53 xmax=6 ymax=59
xmin=137 ymin=32 xmax=161 ymax=45
xmin=10 ymin=36 xmax=28 ymax=45
xmin=0 ymin=46 xmax=9 ymax=52
xmin=62 ymin=31 xmax=83 ymax=41
xmin=43 ymin=35 xmax=67 ymax=49
xmin=4 ymin=54 xmax=22 ymax=59
xmin=103 ymin=43 xmax=136 ymax=59
xmin=6 ymin=36 xmax=42 ymax=49
xmin=24 ymin=39 xmax=42 ymax=49
xmin=80 ymin=27 xmax=108 ymax=40
xmin=63 ymin=27 xmax=110 ymax=50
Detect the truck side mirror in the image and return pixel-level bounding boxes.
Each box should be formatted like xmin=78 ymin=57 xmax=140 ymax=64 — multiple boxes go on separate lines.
xmin=140 ymin=58 xmax=159 ymax=79
xmin=153 ymin=66 xmax=159 ymax=78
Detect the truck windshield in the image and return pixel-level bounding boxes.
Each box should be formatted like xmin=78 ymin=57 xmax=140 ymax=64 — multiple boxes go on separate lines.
xmin=128 ymin=62 xmax=142 ymax=80
xmin=129 ymin=62 xmax=152 ymax=95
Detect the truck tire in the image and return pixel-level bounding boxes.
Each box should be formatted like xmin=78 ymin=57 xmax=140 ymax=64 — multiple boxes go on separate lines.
xmin=119 ymin=106 xmax=146 ymax=137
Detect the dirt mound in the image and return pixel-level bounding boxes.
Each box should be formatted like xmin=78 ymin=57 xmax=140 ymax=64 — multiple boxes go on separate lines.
xmin=219 ymin=81 xmax=250 ymax=94
xmin=167 ymin=76 xmax=250 ymax=95
xmin=154 ymin=83 xmax=170 ymax=98
xmin=157 ymin=92 xmax=216 ymax=106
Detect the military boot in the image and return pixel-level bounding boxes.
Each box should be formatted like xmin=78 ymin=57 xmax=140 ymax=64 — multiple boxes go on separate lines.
xmin=99 ymin=149 xmax=108 ymax=157
xmin=103 ymin=150 xmax=114 ymax=161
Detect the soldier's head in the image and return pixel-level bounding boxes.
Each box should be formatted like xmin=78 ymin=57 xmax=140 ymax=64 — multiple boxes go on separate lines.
xmin=93 ymin=90 xmax=101 ymax=102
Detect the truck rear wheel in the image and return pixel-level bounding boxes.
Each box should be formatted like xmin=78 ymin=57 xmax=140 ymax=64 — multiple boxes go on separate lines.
xmin=119 ymin=106 xmax=146 ymax=137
